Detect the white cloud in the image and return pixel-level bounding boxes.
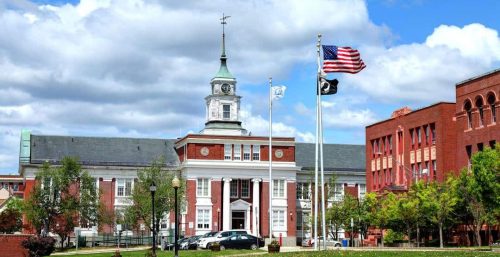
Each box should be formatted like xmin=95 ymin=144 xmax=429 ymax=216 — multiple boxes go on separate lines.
xmin=347 ymin=23 xmax=500 ymax=104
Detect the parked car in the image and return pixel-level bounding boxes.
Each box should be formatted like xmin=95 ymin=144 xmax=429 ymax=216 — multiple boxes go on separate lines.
xmin=303 ymin=236 xmax=341 ymax=247
xmin=163 ymin=237 xmax=188 ymax=251
xmin=181 ymin=235 xmax=201 ymax=250
xmin=197 ymin=230 xmax=248 ymax=249
xmin=219 ymin=234 xmax=265 ymax=250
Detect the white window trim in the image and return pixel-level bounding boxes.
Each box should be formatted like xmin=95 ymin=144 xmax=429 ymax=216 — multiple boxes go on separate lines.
xmin=196 ymin=178 xmax=211 ymax=197
xmin=230 ymin=180 xmax=239 ymax=198
xmin=243 ymin=144 xmax=251 ymax=161
xmin=272 ymin=208 xmax=287 ymax=231
xmin=332 ymin=183 xmax=344 ymax=202
xmin=224 ymin=144 xmax=232 ymax=161
xmin=233 ymin=144 xmax=241 ymax=160
xmin=196 ymin=207 xmax=211 ymax=230
xmin=115 ymin=178 xmax=133 ymax=197
xmin=252 ymin=145 xmax=260 ymax=161
xmin=223 ymin=104 xmax=231 ymax=120
xmin=272 ymin=179 xmax=286 ymax=199
xmin=358 ymin=184 xmax=366 ymax=199
xmin=241 ymin=180 xmax=250 ymax=198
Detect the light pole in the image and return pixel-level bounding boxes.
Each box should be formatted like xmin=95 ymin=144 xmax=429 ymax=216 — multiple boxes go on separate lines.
xmin=150 ymin=182 xmax=157 ymax=256
xmin=217 ymin=208 xmax=221 ymax=231
xmin=172 ymin=175 xmax=180 ymax=257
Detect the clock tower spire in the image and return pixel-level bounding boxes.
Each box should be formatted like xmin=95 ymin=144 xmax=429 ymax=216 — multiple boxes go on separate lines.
xmin=200 ymin=14 xmax=247 ymax=136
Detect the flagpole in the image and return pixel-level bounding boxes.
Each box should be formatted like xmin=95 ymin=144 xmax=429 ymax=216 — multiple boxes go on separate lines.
xmin=313 ymin=35 xmax=321 ymax=251
xmin=318 ymin=35 xmax=327 ymax=251
xmin=268 ymin=77 xmax=273 ymax=242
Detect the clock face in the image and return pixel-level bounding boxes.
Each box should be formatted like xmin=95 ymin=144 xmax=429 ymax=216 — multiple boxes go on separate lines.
xmin=221 ymin=83 xmax=231 ymax=94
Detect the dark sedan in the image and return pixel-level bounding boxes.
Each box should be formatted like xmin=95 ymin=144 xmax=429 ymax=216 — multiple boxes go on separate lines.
xmin=219 ymin=234 xmax=265 ymax=250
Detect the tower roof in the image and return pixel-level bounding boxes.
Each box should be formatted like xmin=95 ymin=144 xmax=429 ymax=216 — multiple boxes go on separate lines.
xmin=213 ymin=14 xmax=234 ymax=80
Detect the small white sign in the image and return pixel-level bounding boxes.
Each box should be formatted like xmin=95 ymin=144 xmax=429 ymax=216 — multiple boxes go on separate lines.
xmin=140 ymin=224 xmax=145 ymax=231
xmin=189 ymin=222 xmax=194 ymax=229
xmin=116 ymin=224 xmax=122 ymax=231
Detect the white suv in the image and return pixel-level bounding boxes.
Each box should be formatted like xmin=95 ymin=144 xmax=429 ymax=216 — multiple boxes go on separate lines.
xmin=198 ymin=230 xmax=248 ymax=249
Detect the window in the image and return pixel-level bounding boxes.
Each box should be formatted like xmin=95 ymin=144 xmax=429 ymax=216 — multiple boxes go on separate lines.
xmin=233 ymin=144 xmax=241 ymax=160
xmin=417 ymin=162 xmax=422 ymax=177
xmin=487 ymin=94 xmax=496 ymax=123
xmin=388 ymin=135 xmax=392 ymax=152
xmin=224 ymin=144 xmax=232 ymax=160
xmin=425 ymin=125 xmax=429 ymax=145
xmin=431 ymin=123 xmax=436 ymax=144
xmin=432 ymin=160 xmax=437 ymax=180
xmin=331 ymin=183 xmax=344 ymax=201
xmin=372 ymin=172 xmax=376 ymax=190
xmin=243 ymin=145 xmax=251 ymax=161
xmin=476 ymin=98 xmax=484 ymax=127
xmin=296 ymin=212 xmax=310 ymax=231
xmin=296 ymin=182 xmax=310 ymax=200
xmin=252 ymin=145 xmax=260 ymax=160
xmin=197 ymin=208 xmax=210 ymax=229
xmin=410 ymin=129 xmax=415 ymax=147
xmin=230 ymin=180 xmax=238 ymax=197
xmin=116 ymin=179 xmax=132 ymax=197
xmin=359 ymin=184 xmax=366 ymax=199
xmin=241 ymin=180 xmax=249 ymax=198
xmin=13 ymin=183 xmax=19 ymax=191
xmin=223 ymin=104 xmax=230 ymax=119
xmin=372 ymin=140 xmax=376 ymax=157
xmin=464 ymin=101 xmax=472 ymax=129
xmin=478 ymin=143 xmax=484 ymax=151
xmin=411 ymin=164 xmax=416 ymax=178
xmin=197 ymin=178 xmax=209 ymax=197
xmin=272 ymin=210 xmax=285 ymax=230
xmin=272 ymin=179 xmax=285 ymax=198
xmin=490 ymin=140 xmax=497 ymax=149
xmin=466 ymin=145 xmax=472 ymax=170
xmin=417 ymin=127 xmax=421 ymax=144
xmin=2 ymin=183 xmax=7 ymax=190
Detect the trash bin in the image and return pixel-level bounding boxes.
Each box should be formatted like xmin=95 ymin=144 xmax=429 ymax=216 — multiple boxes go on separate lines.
xmin=342 ymin=239 xmax=349 ymax=247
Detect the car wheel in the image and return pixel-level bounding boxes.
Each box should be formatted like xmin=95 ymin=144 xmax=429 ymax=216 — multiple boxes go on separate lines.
xmin=206 ymin=243 xmax=212 ymax=249
xmin=250 ymin=244 xmax=258 ymax=250
xmin=335 ymin=243 xmax=341 ymax=247
xmin=220 ymin=245 xmax=225 ymax=250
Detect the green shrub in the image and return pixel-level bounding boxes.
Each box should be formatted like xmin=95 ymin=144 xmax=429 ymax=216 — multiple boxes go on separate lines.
xmin=384 ymin=229 xmax=404 ymax=244
xmin=21 ymin=236 xmax=56 ymax=257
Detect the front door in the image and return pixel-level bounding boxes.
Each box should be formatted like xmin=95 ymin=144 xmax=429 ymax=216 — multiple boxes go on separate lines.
xmin=231 ymin=211 xmax=245 ymax=229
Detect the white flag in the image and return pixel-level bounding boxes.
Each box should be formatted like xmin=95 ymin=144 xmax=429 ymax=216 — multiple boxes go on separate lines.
xmin=271 ymin=85 xmax=286 ymax=100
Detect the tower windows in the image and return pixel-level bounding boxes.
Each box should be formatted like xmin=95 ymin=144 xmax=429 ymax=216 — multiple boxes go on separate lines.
xmin=223 ymin=104 xmax=231 ymax=119
xmin=476 ymin=97 xmax=484 ymax=127
xmin=487 ymin=93 xmax=496 ymax=124
xmin=464 ymin=100 xmax=472 ymax=129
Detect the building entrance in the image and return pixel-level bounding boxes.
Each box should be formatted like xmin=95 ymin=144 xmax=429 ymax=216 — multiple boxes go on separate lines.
xmin=231 ymin=211 xmax=245 ymax=229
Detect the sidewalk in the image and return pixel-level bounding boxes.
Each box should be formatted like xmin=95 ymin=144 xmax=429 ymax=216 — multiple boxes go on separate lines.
xmin=51 ymin=246 xmax=150 ymax=256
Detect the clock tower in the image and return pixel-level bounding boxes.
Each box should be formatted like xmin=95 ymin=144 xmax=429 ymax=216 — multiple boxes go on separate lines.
xmin=201 ymin=15 xmax=248 ymax=136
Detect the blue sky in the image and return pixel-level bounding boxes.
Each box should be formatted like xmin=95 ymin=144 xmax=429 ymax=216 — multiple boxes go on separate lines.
xmin=0 ymin=0 xmax=499 ymax=174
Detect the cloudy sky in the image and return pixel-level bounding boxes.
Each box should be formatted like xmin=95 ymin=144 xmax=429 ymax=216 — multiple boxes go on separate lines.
xmin=1 ymin=0 xmax=499 ymax=174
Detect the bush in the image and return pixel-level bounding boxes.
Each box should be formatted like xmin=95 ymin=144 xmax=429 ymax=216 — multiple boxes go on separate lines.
xmin=384 ymin=229 xmax=404 ymax=245
xmin=269 ymin=240 xmax=280 ymax=247
xmin=21 ymin=236 xmax=56 ymax=257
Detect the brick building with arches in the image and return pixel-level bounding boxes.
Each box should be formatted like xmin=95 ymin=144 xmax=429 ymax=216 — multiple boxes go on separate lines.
xmin=366 ymin=68 xmax=499 ymax=193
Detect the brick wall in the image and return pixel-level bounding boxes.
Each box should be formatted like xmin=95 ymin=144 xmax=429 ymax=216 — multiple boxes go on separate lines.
xmin=286 ymin=182 xmax=297 ymax=237
xmin=99 ymin=179 xmax=114 ymax=234
xmin=211 ymin=180 xmax=222 ymax=232
xmin=185 ymin=179 xmax=196 ymax=236
xmin=0 ymin=234 xmax=31 ymax=257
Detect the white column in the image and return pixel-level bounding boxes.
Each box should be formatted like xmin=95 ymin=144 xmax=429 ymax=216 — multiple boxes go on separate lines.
xmin=223 ymin=178 xmax=232 ymax=231
xmin=246 ymin=207 xmax=251 ymax=233
xmin=252 ymin=178 xmax=261 ymax=236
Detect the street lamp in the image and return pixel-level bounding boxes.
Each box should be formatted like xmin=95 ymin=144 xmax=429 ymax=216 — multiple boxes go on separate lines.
xmin=172 ymin=175 xmax=180 ymax=257
xmin=217 ymin=208 xmax=221 ymax=231
xmin=150 ymin=182 xmax=157 ymax=256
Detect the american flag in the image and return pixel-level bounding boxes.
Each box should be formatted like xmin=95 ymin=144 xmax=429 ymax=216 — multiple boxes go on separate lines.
xmin=322 ymin=45 xmax=366 ymax=74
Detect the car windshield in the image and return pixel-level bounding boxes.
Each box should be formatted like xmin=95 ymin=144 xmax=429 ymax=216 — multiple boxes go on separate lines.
xmin=202 ymin=232 xmax=217 ymax=238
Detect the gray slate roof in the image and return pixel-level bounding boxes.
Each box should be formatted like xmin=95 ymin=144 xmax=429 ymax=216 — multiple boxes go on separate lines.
xmin=295 ymin=143 xmax=365 ymax=172
xmin=30 ymin=135 xmax=179 ymax=167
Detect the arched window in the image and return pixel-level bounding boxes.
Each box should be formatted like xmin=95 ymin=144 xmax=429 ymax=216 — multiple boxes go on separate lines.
xmin=487 ymin=93 xmax=496 ymax=124
xmin=464 ymin=100 xmax=472 ymax=129
xmin=476 ymin=97 xmax=484 ymax=127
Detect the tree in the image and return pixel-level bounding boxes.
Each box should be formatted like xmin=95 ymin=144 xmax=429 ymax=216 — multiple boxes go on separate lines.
xmin=125 ymin=158 xmax=185 ymax=238
xmin=426 ymin=177 xmax=459 ymax=248
xmin=0 ymin=208 xmax=22 ymax=233
xmin=23 ymin=157 xmax=99 ymax=249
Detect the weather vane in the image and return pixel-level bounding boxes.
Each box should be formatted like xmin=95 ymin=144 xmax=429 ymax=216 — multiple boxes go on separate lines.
xmin=220 ymin=13 xmax=231 ymax=35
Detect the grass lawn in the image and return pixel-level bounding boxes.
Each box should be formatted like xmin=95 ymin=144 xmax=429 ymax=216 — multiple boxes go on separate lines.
xmin=64 ymin=249 xmax=499 ymax=257
xmin=260 ymin=250 xmax=499 ymax=257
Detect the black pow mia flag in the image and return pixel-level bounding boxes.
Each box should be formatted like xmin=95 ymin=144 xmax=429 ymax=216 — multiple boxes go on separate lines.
xmin=318 ymin=77 xmax=338 ymax=95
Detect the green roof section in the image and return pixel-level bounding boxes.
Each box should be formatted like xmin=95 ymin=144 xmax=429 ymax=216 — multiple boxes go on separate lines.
xmin=19 ymin=129 xmax=31 ymax=164
xmin=214 ymin=58 xmax=234 ymax=79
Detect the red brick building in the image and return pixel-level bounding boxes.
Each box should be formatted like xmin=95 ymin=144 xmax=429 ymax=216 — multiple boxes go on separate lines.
xmin=366 ymin=69 xmax=499 ymax=193
xmin=455 ymin=69 xmax=499 ymax=171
